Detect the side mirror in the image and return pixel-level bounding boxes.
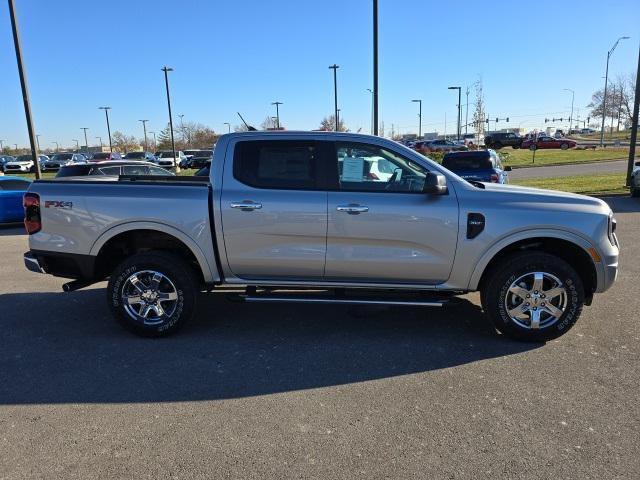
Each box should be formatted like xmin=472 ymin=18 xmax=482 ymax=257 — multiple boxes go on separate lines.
xmin=423 ymin=172 xmax=448 ymax=195
xmin=504 ymin=165 xmax=513 ymax=171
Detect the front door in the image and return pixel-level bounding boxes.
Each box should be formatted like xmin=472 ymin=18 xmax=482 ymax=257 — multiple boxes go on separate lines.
xmin=325 ymin=142 xmax=459 ymax=284
xmin=220 ymin=139 xmax=330 ymax=280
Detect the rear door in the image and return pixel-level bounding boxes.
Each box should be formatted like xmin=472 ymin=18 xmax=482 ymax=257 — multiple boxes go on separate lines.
xmin=220 ymin=140 xmax=331 ymax=280
xmin=325 ymin=141 xmax=459 ymax=284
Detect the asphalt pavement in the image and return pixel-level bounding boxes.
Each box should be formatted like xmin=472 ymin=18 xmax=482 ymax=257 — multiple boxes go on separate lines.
xmin=509 ymin=159 xmax=629 ymax=180
xmin=1 ymin=197 xmax=639 ymax=479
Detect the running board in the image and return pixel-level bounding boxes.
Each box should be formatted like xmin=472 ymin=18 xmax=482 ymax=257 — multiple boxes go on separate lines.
xmin=237 ymin=295 xmax=451 ymax=307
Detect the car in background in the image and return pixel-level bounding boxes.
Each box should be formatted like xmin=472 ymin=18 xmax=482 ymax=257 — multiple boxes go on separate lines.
xmin=414 ymin=139 xmax=468 ymax=154
xmin=154 ymin=150 xmax=187 ymax=168
xmin=122 ymin=151 xmax=156 ymax=162
xmin=442 ymin=149 xmax=511 ymax=184
xmin=55 ymin=161 xmax=174 ymax=178
xmin=0 ymin=176 xmax=31 ymax=223
xmin=186 ymin=150 xmax=213 ymax=169
xmin=521 ymin=136 xmax=577 ymax=150
xmin=3 ymin=154 xmax=50 ymax=173
xmin=195 ymin=165 xmax=210 ymax=177
xmin=581 ymin=128 xmax=596 ymax=134
xmin=630 ymin=161 xmax=640 ymax=197
xmin=483 ymin=132 xmax=523 ymax=149
xmin=41 ymin=152 xmax=85 ymax=171
xmin=0 ymin=155 xmax=15 ymax=170
xmin=90 ymin=152 xmax=123 ymax=162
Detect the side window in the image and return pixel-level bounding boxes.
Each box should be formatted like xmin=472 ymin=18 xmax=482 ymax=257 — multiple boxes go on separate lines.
xmin=149 ymin=166 xmax=170 ymax=175
xmin=123 ymin=165 xmax=150 ymax=175
xmin=97 ymin=166 xmax=121 ymax=176
xmin=335 ymin=142 xmax=427 ymax=193
xmin=0 ymin=180 xmax=30 ymax=190
xmin=233 ymin=141 xmax=321 ymax=190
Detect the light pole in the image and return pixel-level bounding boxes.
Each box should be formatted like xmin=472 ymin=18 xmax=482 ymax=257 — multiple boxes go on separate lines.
xmin=600 ymin=36 xmax=630 ymax=146
xmin=52 ymin=141 xmax=59 ymax=152
xmin=178 ymin=114 xmax=185 ymax=144
xmin=99 ymin=106 xmax=112 ymax=152
xmin=223 ymin=122 xmax=231 ymax=133
xmin=14 ymin=144 xmax=18 ymax=152
xmin=271 ymin=102 xmax=283 ymax=129
xmin=72 ymin=139 xmax=79 ymax=150
xmin=563 ymin=88 xmax=575 ymax=134
xmin=411 ymin=99 xmax=422 ymax=138
xmin=366 ymin=89 xmax=374 ymax=134
xmin=448 ymin=86 xmax=462 ymax=141
xmin=161 ymin=66 xmax=179 ymax=172
xmin=81 ymin=127 xmax=89 ymax=152
xmin=329 ymin=64 xmax=339 ymax=131
xmin=35 ymin=134 xmax=41 ymax=151
xmin=0 ymin=140 xmax=4 ymax=151
xmin=139 ymin=119 xmax=149 ymax=151
xmin=8 ymin=0 xmax=41 ymax=178
xmin=148 ymin=131 xmax=156 ymax=150
xmin=95 ymin=136 xmax=103 ymax=148
xmin=372 ymin=0 xmax=378 ymax=136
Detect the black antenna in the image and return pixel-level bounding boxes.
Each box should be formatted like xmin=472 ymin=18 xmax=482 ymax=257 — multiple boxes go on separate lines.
xmin=237 ymin=112 xmax=257 ymax=131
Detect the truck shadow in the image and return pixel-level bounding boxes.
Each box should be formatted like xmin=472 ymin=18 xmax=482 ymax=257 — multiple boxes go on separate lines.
xmin=0 ymin=224 xmax=25 ymax=236
xmin=0 ymin=288 xmax=539 ymax=405
xmin=602 ymin=195 xmax=640 ymax=213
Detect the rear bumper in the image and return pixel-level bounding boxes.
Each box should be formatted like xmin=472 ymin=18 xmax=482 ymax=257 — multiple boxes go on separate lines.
xmin=24 ymin=250 xmax=97 ymax=279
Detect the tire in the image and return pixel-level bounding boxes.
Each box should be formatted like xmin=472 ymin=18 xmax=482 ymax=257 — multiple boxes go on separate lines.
xmin=529 ymin=144 xmax=537 ymax=151
xmin=560 ymin=143 xmax=569 ymax=150
xmin=107 ymin=251 xmax=197 ymax=337
xmin=481 ymin=252 xmax=584 ymax=342
xmin=631 ymin=185 xmax=640 ymax=198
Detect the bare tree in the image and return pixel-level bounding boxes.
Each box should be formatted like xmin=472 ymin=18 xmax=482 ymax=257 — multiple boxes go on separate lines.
xmin=472 ymin=79 xmax=486 ymax=140
xmin=261 ymin=116 xmax=279 ymax=130
xmin=111 ymin=131 xmax=139 ymax=153
xmin=319 ymin=115 xmax=346 ymax=132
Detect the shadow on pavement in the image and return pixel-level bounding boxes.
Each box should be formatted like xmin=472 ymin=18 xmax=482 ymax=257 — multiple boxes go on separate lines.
xmin=0 ymin=224 xmax=24 ymax=236
xmin=601 ymin=195 xmax=640 ymax=213
xmin=0 ymin=287 xmax=539 ymax=405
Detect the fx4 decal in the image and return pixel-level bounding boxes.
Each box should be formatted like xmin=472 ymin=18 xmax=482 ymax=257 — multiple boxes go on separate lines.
xmin=44 ymin=200 xmax=73 ymax=209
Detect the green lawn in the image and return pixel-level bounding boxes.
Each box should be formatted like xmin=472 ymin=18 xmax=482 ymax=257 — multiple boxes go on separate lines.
xmin=511 ymin=173 xmax=628 ymax=196
xmin=499 ymin=147 xmax=629 ymax=168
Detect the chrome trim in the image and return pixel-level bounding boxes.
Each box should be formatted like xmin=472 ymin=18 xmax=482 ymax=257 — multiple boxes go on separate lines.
xmin=240 ymin=295 xmax=445 ymax=307
xmin=230 ymin=202 xmax=262 ymax=210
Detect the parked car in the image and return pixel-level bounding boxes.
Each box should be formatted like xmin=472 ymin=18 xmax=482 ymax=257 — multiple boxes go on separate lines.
xmin=90 ymin=152 xmax=123 ymax=162
xmin=55 ymin=161 xmax=174 ymax=178
xmin=521 ymin=136 xmax=577 ymax=150
xmin=581 ymin=128 xmax=596 ymax=134
xmin=41 ymin=153 xmax=84 ymax=171
xmin=629 ymin=161 xmax=640 ymax=197
xmin=154 ymin=150 xmax=187 ymax=168
xmin=23 ymin=131 xmax=618 ymax=343
xmin=442 ymin=150 xmax=511 ymax=184
xmin=0 ymin=155 xmax=15 ymax=169
xmin=484 ymin=132 xmax=523 ymax=149
xmin=3 ymin=154 xmax=49 ymax=173
xmin=122 ymin=151 xmax=156 ymax=162
xmin=421 ymin=139 xmax=468 ymax=153
xmin=186 ymin=150 xmax=214 ymax=169
xmin=0 ymin=176 xmax=31 ymax=223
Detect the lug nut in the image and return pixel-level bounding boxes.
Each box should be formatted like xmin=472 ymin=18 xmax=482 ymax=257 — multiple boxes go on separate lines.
xmin=541 ymin=302 xmax=546 ymax=306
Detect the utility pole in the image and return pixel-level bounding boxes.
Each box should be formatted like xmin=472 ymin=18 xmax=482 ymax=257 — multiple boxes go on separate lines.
xmin=139 ymin=119 xmax=149 ymax=151
xmin=8 ymin=0 xmax=41 ymax=178
xmin=99 ymin=106 xmax=112 ymax=152
xmin=81 ymin=127 xmax=89 ymax=152
xmin=626 ymin=42 xmax=640 ymax=187
xmin=329 ymin=64 xmax=340 ymax=131
xmin=411 ymin=99 xmax=422 ymax=138
xmin=271 ymin=102 xmax=283 ymax=129
xmin=448 ymin=86 xmax=462 ymax=141
xmin=178 ymin=114 xmax=185 ymax=143
xmin=601 ymin=36 xmax=630 ymax=146
xmin=366 ymin=89 xmax=374 ymax=134
xmin=95 ymin=136 xmax=103 ymax=148
xmin=72 ymin=139 xmax=79 ymax=150
xmin=52 ymin=141 xmax=58 ymax=152
xmin=148 ymin=131 xmax=156 ymax=150
xmin=372 ymin=0 xmax=379 ymax=136
xmin=161 ymin=66 xmax=179 ymax=172
xmin=564 ymin=89 xmax=574 ymax=134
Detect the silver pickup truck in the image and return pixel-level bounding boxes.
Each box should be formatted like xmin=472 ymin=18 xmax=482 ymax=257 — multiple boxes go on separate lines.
xmin=23 ymin=132 xmax=619 ymax=341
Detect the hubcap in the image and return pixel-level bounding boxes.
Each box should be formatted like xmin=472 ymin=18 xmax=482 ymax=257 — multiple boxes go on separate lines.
xmin=121 ymin=270 xmax=178 ymax=325
xmin=504 ymin=272 xmax=567 ymax=330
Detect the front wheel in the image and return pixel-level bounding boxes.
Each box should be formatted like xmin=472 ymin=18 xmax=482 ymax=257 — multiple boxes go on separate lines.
xmin=560 ymin=143 xmax=569 ymax=150
xmin=482 ymin=252 xmax=584 ymax=342
xmin=107 ymin=251 xmax=198 ymax=337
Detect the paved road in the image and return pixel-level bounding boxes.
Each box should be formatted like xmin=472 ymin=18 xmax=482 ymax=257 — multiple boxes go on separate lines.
xmin=1 ymin=198 xmax=639 ymax=479
xmin=509 ymin=159 xmax=629 ymax=180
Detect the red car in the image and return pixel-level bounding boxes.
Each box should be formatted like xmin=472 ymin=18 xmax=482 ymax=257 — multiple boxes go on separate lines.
xmin=521 ymin=136 xmax=577 ymax=151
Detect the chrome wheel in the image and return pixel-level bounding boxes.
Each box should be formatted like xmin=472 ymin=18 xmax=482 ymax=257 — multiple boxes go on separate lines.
xmin=121 ymin=270 xmax=178 ymax=325
xmin=504 ymin=272 xmax=567 ymax=330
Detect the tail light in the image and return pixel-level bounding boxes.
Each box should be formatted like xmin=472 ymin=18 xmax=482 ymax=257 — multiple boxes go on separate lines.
xmin=366 ymin=172 xmax=380 ymax=180
xmin=490 ymin=174 xmax=499 ymax=183
xmin=23 ymin=192 xmax=41 ymax=234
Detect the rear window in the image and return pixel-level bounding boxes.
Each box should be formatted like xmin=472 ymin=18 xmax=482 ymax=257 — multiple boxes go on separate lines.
xmin=52 ymin=154 xmax=73 ymax=161
xmin=55 ymin=165 xmax=90 ymax=177
xmin=194 ymin=151 xmax=213 ymax=157
xmin=16 ymin=155 xmax=32 ymax=162
xmin=92 ymin=152 xmax=110 ymax=160
xmin=123 ymin=152 xmax=146 ymax=159
xmin=442 ymin=153 xmax=491 ymax=170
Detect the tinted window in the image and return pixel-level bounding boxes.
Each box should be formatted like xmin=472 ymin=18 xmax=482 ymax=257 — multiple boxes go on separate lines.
xmin=55 ymin=165 xmax=91 ymax=177
xmin=148 ymin=166 xmax=173 ymax=176
xmin=0 ymin=179 xmax=30 ymax=190
xmin=122 ymin=165 xmax=150 ymax=175
xmin=92 ymin=153 xmax=110 ymax=160
xmin=157 ymin=151 xmax=175 ymax=158
xmin=442 ymin=153 xmax=491 ymax=170
xmin=123 ymin=152 xmax=146 ymax=159
xmin=335 ymin=142 xmax=427 ymax=193
xmin=52 ymin=154 xmax=73 ymax=161
xmin=233 ymin=141 xmax=319 ymax=190
xmin=17 ymin=155 xmax=32 ymax=162
xmin=97 ymin=166 xmax=121 ymax=175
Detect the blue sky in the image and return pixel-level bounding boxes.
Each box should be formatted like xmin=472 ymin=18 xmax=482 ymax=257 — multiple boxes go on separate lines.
xmin=1 ymin=0 xmax=639 ymax=149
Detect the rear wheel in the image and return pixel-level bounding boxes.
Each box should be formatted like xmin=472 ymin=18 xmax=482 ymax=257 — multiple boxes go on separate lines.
xmin=482 ymin=252 xmax=584 ymax=342
xmin=560 ymin=143 xmax=569 ymax=150
xmin=107 ymin=251 xmax=197 ymax=337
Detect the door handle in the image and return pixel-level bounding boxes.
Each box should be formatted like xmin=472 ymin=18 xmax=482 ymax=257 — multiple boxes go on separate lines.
xmin=336 ymin=204 xmax=369 ymax=214
xmin=231 ymin=201 xmax=262 ymax=210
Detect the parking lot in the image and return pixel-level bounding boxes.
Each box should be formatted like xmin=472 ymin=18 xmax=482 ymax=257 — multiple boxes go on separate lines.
xmin=0 ymin=196 xmax=638 ymax=479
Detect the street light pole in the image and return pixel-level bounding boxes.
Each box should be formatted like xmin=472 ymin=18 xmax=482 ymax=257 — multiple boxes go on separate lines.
xmin=411 ymin=99 xmax=422 ymax=138
xmin=600 ymin=36 xmax=630 ymax=146
xmin=465 ymin=86 xmax=470 ymax=135
xmin=271 ymin=102 xmax=283 ymax=129
xmin=99 ymin=106 xmax=112 ymax=152
xmin=72 ymin=139 xmax=79 ymax=150
xmin=564 ymin=88 xmax=575 ymax=134
xmin=139 ymin=119 xmax=149 ymax=151
xmin=626 ymin=42 xmax=640 ymax=187
xmin=148 ymin=132 xmax=156 ymax=150
xmin=366 ymin=89 xmax=374 ymax=135
xmin=329 ymin=64 xmax=339 ymax=131
xmin=161 ymin=66 xmax=179 ymax=172
xmin=223 ymin=122 xmax=231 ymax=133
xmin=35 ymin=134 xmax=41 ymax=151
xmin=81 ymin=127 xmax=89 ymax=152
xmin=95 ymin=136 xmax=103 ymax=148
xmin=372 ymin=0 xmax=379 ymax=136
xmin=448 ymin=86 xmax=462 ymax=141
xmin=52 ymin=141 xmax=58 ymax=152
xmin=8 ymin=0 xmax=41 ymax=178
xmin=178 ymin=114 xmax=185 ymax=144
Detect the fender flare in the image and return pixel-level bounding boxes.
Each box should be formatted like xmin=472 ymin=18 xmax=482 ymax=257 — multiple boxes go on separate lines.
xmin=89 ymin=221 xmax=218 ymax=283
xmin=467 ymin=228 xmax=602 ymax=291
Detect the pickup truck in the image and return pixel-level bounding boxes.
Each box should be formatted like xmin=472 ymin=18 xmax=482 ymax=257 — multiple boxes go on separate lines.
xmin=22 ymin=132 xmax=619 ymax=341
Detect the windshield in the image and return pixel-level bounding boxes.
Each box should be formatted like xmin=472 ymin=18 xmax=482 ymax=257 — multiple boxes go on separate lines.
xmin=52 ymin=154 xmax=73 ymax=161
xmin=123 ymin=152 xmax=146 ymax=159
xmin=157 ymin=151 xmax=175 ymax=158
xmin=16 ymin=155 xmax=32 ymax=162
xmin=91 ymin=153 xmax=110 ymax=159
xmin=194 ymin=151 xmax=213 ymax=157
xmin=442 ymin=154 xmax=491 ymax=170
